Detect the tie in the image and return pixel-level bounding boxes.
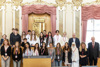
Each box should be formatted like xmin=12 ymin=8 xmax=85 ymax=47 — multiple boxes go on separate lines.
xmin=92 ymin=43 xmax=94 ymax=48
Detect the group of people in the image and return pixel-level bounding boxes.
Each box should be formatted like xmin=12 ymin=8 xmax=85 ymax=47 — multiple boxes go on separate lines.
xmin=0 ymin=28 xmax=99 ymax=67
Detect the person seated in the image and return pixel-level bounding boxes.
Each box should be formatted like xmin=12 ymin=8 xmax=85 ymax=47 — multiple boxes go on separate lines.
xmin=23 ymin=43 xmax=33 ymax=57
xmin=39 ymin=42 xmax=48 ymax=55
xmin=21 ymin=38 xmax=29 ymax=48
xmin=33 ymin=43 xmax=39 ymax=56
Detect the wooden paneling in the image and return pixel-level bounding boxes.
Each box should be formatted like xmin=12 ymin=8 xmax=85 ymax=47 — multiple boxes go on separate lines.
xmin=23 ymin=58 xmax=51 ymax=67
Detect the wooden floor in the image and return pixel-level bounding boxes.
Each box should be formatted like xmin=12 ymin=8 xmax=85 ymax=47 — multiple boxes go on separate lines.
xmin=0 ymin=55 xmax=100 ymax=67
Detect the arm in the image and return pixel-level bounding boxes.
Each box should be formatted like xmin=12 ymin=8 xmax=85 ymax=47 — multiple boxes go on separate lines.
xmin=97 ymin=43 xmax=99 ymax=58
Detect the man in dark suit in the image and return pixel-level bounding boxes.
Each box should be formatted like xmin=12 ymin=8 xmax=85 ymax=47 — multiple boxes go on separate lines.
xmin=88 ymin=37 xmax=99 ymax=65
xmin=68 ymin=33 xmax=80 ymax=49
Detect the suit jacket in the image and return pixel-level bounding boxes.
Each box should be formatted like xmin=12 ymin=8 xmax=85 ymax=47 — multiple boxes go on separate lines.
xmin=68 ymin=38 xmax=80 ymax=49
xmin=88 ymin=42 xmax=99 ymax=59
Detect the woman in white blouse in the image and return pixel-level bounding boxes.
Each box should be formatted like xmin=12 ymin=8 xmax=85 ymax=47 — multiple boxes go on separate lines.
xmin=61 ymin=32 xmax=68 ymax=47
xmin=30 ymin=30 xmax=39 ymax=46
xmin=23 ymin=43 xmax=33 ymax=57
xmin=33 ymin=43 xmax=39 ymax=56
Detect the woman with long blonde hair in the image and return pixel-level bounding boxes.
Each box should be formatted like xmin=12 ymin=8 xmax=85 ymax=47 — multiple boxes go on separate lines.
xmin=1 ymin=39 xmax=11 ymax=67
xmin=79 ymin=42 xmax=88 ymax=66
xmin=12 ymin=41 xmax=22 ymax=67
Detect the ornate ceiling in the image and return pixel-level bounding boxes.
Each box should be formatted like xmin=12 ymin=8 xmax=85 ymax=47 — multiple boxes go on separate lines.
xmin=0 ymin=0 xmax=100 ymax=9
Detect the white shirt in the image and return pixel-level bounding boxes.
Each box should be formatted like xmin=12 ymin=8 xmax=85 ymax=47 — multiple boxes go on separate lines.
xmin=53 ymin=34 xmax=62 ymax=47
xmin=73 ymin=38 xmax=75 ymax=42
xmin=61 ymin=36 xmax=68 ymax=46
xmin=26 ymin=34 xmax=31 ymax=42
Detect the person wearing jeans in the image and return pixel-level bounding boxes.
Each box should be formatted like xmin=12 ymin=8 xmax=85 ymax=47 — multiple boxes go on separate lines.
xmin=55 ymin=43 xmax=63 ymax=66
xmin=12 ymin=41 xmax=22 ymax=67
xmin=1 ymin=39 xmax=11 ymax=67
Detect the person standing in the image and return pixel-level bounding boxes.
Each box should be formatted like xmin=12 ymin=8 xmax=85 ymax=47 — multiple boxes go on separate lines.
xmin=79 ymin=42 xmax=88 ymax=66
xmin=39 ymin=42 xmax=48 ymax=55
xmin=69 ymin=33 xmax=80 ymax=49
xmin=11 ymin=28 xmax=21 ymax=47
xmin=21 ymin=31 xmax=26 ymax=42
xmin=88 ymin=37 xmax=99 ymax=65
xmin=12 ymin=42 xmax=22 ymax=67
xmin=71 ymin=42 xmax=79 ymax=67
xmin=61 ymin=32 xmax=68 ymax=47
xmin=46 ymin=32 xmax=54 ymax=47
xmin=0 ymin=34 xmax=7 ymax=45
xmin=48 ymin=43 xmax=55 ymax=67
xmin=23 ymin=43 xmax=33 ymax=57
xmin=26 ymin=30 xmax=31 ymax=42
xmin=55 ymin=43 xmax=63 ymax=66
xmin=39 ymin=32 xmax=44 ymax=47
xmin=1 ymin=39 xmax=11 ymax=67
xmin=53 ymin=30 xmax=62 ymax=47
xmin=10 ymin=28 xmax=15 ymax=45
xmin=63 ymin=42 xmax=72 ymax=67
xmin=33 ymin=43 xmax=40 ymax=56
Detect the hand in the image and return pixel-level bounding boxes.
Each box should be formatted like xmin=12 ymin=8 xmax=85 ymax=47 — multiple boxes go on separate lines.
xmin=4 ymin=57 xmax=7 ymax=61
xmin=51 ymin=59 xmax=54 ymax=63
xmin=16 ymin=60 xmax=17 ymax=62
xmin=72 ymin=60 xmax=76 ymax=62
xmin=13 ymin=45 xmax=15 ymax=47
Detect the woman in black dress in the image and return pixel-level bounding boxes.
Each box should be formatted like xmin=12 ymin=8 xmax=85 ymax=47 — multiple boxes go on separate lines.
xmin=39 ymin=42 xmax=48 ymax=55
xmin=39 ymin=32 xmax=44 ymax=47
xmin=79 ymin=42 xmax=88 ymax=66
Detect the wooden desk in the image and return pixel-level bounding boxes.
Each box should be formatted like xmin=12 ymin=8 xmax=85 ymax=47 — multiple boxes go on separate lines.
xmin=23 ymin=56 xmax=51 ymax=67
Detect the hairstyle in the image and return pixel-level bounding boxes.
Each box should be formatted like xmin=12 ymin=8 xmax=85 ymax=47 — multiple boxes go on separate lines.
xmin=41 ymin=42 xmax=47 ymax=49
xmin=2 ymin=39 xmax=10 ymax=46
xmin=15 ymin=28 xmax=18 ymax=31
xmin=34 ymin=43 xmax=39 ymax=52
xmin=13 ymin=41 xmax=21 ymax=54
xmin=2 ymin=34 xmax=7 ymax=38
xmin=63 ymin=42 xmax=71 ymax=52
xmin=23 ymin=42 xmax=31 ymax=53
xmin=49 ymin=42 xmax=54 ymax=47
xmin=55 ymin=30 xmax=59 ymax=33
xmin=23 ymin=38 xmax=27 ymax=40
xmin=31 ymin=30 xmax=36 ymax=41
xmin=46 ymin=32 xmax=53 ymax=45
xmin=43 ymin=30 xmax=46 ymax=32
xmin=12 ymin=28 xmax=15 ymax=30
xmin=79 ymin=42 xmax=87 ymax=52
xmin=28 ymin=30 xmax=31 ymax=32
xmin=55 ymin=43 xmax=61 ymax=55
xmin=39 ymin=32 xmax=44 ymax=40
xmin=21 ymin=31 xmax=26 ymax=40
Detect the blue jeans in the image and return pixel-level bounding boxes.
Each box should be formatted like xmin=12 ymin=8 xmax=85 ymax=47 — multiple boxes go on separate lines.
xmin=55 ymin=60 xmax=62 ymax=66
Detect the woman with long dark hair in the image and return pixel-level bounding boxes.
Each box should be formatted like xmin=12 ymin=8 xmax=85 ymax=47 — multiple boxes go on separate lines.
xmin=33 ymin=43 xmax=39 ymax=56
xmin=55 ymin=43 xmax=63 ymax=66
xmin=46 ymin=32 xmax=54 ymax=47
xmin=39 ymin=32 xmax=44 ymax=47
xmin=39 ymin=42 xmax=48 ymax=55
xmin=21 ymin=31 xmax=26 ymax=42
xmin=23 ymin=43 xmax=33 ymax=56
xmin=63 ymin=42 xmax=72 ymax=67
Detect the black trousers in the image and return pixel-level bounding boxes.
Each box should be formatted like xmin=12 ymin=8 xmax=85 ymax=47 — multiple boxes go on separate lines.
xmin=89 ymin=57 xmax=97 ymax=65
